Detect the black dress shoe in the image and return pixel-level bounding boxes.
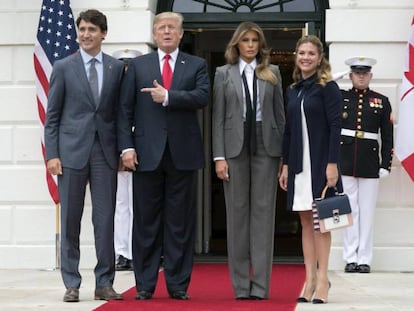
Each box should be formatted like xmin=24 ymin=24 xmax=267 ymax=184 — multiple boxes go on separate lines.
xmin=63 ymin=288 xmax=79 ymax=302
xmin=344 ymin=262 xmax=359 ymax=273
xmin=135 ymin=291 xmax=153 ymax=300
xmin=94 ymin=286 xmax=123 ymax=301
xmin=358 ymin=264 xmax=371 ymax=273
xmin=249 ymin=295 xmax=264 ymax=300
xmin=116 ymin=255 xmax=132 ymax=271
xmin=236 ymin=296 xmax=249 ymax=300
xmin=170 ymin=291 xmax=190 ymax=300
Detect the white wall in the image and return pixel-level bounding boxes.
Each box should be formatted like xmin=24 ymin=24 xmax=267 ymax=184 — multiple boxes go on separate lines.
xmin=1 ymin=0 xmax=413 ymax=271
xmin=326 ymin=0 xmax=414 ymax=271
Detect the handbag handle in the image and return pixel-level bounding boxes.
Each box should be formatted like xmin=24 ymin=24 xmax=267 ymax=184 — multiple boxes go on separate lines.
xmin=320 ymin=185 xmax=340 ymax=199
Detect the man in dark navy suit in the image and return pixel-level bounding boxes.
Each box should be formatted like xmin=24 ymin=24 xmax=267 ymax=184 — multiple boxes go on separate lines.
xmin=117 ymin=12 xmax=210 ymax=300
xmin=340 ymin=57 xmax=393 ymax=274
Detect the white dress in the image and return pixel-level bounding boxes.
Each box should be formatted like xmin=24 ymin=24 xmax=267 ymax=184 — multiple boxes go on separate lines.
xmin=292 ymin=98 xmax=313 ymax=211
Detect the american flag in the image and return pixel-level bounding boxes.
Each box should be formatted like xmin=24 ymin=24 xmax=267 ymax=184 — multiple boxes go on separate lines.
xmin=34 ymin=0 xmax=78 ymax=204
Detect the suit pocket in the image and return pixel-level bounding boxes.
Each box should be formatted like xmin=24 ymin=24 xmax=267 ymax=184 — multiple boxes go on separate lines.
xmin=224 ymin=113 xmax=233 ymax=129
xmin=60 ymin=125 xmax=77 ymax=134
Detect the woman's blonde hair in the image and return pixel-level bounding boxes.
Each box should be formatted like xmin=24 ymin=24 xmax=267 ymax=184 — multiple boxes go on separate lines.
xmin=291 ymin=35 xmax=332 ymax=86
xmin=224 ymin=22 xmax=277 ymax=85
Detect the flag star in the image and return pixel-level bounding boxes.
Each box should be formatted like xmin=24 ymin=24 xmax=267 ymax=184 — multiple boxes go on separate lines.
xmin=36 ymin=0 xmax=78 ymax=65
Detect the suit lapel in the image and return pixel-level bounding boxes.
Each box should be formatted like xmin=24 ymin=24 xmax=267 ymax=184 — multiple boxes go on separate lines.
xmin=229 ymin=65 xmax=243 ymax=107
xmin=151 ymin=53 xmax=163 ymax=85
xmin=171 ymin=52 xmax=185 ymax=89
xmin=259 ymin=79 xmax=266 ymax=109
xmin=72 ymin=52 xmax=96 ymax=109
xmin=100 ymin=54 xmax=114 ymax=108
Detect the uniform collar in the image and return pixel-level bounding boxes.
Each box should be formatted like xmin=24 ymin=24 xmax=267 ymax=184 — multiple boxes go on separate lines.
xmin=351 ymin=87 xmax=370 ymax=94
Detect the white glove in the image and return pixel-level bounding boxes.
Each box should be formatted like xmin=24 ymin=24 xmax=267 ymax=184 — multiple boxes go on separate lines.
xmin=379 ymin=168 xmax=390 ymax=178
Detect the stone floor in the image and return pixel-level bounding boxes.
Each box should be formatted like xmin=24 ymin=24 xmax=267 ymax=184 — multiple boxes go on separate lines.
xmin=1 ymin=268 xmax=413 ymax=310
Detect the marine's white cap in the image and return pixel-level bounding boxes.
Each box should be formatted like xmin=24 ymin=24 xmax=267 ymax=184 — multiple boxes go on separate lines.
xmin=112 ymin=49 xmax=142 ymax=60
xmin=345 ymin=56 xmax=377 ymax=73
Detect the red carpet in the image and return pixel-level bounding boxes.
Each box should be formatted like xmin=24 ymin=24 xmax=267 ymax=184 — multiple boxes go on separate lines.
xmin=94 ymin=263 xmax=305 ymax=311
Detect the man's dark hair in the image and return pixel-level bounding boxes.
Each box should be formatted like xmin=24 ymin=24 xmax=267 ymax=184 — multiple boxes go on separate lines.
xmin=76 ymin=9 xmax=108 ymax=32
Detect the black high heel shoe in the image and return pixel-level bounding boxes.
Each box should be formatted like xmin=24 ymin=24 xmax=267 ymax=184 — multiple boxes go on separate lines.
xmin=296 ymin=283 xmax=315 ymax=303
xmin=312 ymin=281 xmax=331 ymax=304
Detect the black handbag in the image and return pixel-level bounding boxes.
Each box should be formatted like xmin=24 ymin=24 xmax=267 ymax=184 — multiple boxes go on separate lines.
xmin=312 ymin=186 xmax=353 ymax=233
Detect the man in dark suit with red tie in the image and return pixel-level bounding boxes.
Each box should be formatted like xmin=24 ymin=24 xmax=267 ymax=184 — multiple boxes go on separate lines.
xmin=117 ymin=12 xmax=210 ymax=300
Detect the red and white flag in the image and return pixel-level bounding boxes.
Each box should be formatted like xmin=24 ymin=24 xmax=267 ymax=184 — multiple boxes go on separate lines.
xmin=396 ymin=14 xmax=414 ymax=182
xmin=34 ymin=0 xmax=78 ymax=203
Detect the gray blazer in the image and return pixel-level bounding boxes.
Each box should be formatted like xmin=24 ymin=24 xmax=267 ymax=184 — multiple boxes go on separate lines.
xmin=45 ymin=52 xmax=124 ymax=170
xmin=212 ymin=63 xmax=285 ymax=159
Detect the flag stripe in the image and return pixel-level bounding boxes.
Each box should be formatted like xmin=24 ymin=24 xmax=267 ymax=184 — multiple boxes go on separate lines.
xmin=41 ymin=144 xmax=60 ymax=204
xmin=34 ymin=53 xmax=50 ymax=98
xmin=34 ymin=0 xmax=79 ymax=204
xmin=37 ymin=97 xmax=46 ymax=125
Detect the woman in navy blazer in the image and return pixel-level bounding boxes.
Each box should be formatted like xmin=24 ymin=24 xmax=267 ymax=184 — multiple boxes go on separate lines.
xmin=279 ymin=35 xmax=342 ymax=304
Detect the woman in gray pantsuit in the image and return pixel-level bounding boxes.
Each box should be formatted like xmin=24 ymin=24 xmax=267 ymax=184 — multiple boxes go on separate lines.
xmin=212 ymin=22 xmax=285 ymax=300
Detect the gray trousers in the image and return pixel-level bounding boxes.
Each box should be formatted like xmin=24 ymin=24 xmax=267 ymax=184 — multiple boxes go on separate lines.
xmin=59 ymin=137 xmax=117 ymax=289
xmin=224 ymin=124 xmax=280 ymax=298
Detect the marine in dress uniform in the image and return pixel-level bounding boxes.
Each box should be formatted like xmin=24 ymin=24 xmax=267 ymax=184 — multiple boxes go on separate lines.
xmin=112 ymin=49 xmax=142 ymax=271
xmin=340 ymin=57 xmax=394 ymax=273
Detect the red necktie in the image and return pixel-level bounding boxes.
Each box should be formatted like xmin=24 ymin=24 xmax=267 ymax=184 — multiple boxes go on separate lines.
xmin=162 ymin=54 xmax=172 ymax=90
